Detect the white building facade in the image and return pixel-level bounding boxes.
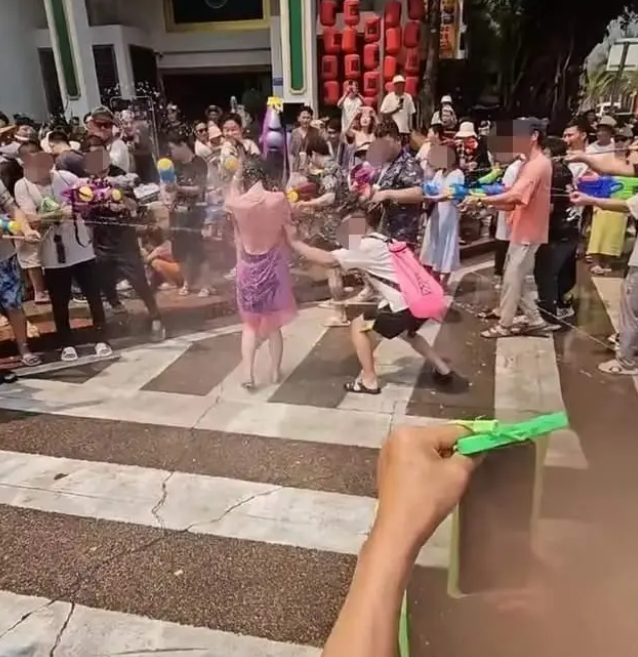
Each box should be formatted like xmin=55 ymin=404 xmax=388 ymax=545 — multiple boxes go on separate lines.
xmin=0 ymin=0 xmax=320 ymax=119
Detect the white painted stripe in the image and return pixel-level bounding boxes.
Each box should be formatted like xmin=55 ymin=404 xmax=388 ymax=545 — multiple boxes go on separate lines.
xmin=0 ymin=590 xmax=321 ymax=657
xmin=495 ymin=336 xmax=587 ymax=469
xmin=208 ymin=306 xmax=329 ymax=403
xmin=0 ymin=450 xmax=450 ymax=567
xmin=91 ymin=341 xmax=191 ymax=390
xmin=590 ymin=275 xmax=622 ymax=331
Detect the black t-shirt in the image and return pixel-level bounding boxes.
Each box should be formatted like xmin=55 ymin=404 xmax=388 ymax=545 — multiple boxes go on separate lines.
xmin=549 ymin=161 xmax=579 ymax=242
xmin=89 ymin=164 xmax=139 ymax=253
xmin=173 ymin=156 xmax=207 ymax=225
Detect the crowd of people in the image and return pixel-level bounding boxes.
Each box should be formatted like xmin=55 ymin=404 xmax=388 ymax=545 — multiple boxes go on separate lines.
xmin=0 ymin=86 xmax=637 ymax=386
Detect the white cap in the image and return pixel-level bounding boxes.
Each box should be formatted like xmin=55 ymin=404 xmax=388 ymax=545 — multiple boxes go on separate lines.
xmin=392 ymin=75 xmax=406 ymax=84
xmin=455 ymin=121 xmax=477 ymax=139
xmin=441 ymin=95 xmax=453 ymax=104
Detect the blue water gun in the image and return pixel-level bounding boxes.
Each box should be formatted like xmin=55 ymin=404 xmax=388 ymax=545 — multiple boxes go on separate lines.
xmin=423 ymin=181 xmax=505 ymax=202
xmin=576 ymin=175 xmax=638 ymax=201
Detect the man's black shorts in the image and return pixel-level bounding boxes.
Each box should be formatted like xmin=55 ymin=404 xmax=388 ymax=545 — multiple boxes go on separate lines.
xmin=362 ymin=306 xmax=424 ymax=339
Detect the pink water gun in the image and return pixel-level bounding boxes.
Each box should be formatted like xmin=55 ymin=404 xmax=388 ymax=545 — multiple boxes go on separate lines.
xmin=63 ymin=179 xmax=124 ymax=207
xmin=350 ymin=162 xmax=379 ymax=194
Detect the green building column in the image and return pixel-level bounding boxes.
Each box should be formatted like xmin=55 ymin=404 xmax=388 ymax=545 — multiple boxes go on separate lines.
xmin=279 ymin=0 xmax=318 ymax=108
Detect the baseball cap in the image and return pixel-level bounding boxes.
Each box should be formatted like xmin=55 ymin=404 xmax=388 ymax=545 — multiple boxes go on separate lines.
xmin=441 ymin=95 xmax=453 ymax=104
xmin=90 ymin=106 xmax=116 ymax=125
xmin=392 ymin=75 xmax=406 ymax=84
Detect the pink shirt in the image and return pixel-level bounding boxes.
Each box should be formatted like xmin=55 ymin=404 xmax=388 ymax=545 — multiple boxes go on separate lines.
xmin=226 ymin=182 xmax=290 ymax=254
xmin=508 ymin=151 xmax=552 ymax=245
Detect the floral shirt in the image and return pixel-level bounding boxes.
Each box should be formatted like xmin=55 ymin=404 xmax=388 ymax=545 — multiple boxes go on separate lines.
xmin=374 ymin=150 xmax=424 ymax=245
xmin=307 ymin=160 xmax=348 ymax=245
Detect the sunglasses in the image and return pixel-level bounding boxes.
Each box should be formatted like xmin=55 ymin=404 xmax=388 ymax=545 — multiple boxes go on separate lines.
xmin=196 ymin=127 xmax=207 ymax=133
xmin=94 ymin=121 xmax=112 ymax=129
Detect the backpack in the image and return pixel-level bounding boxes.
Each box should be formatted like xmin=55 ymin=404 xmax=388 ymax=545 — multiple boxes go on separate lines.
xmin=369 ymin=235 xmax=446 ymax=320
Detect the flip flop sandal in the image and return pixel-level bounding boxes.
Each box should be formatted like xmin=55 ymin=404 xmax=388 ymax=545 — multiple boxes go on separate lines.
xmin=0 ymin=370 xmax=18 ymax=384
xmin=344 ymin=380 xmax=381 ymax=395
xmin=517 ymin=323 xmax=551 ymax=337
xmin=477 ymin=310 xmax=500 ymax=320
xmin=20 ymin=352 xmax=41 ymax=367
xmin=597 ymin=359 xmax=638 ymax=376
xmin=480 ymin=324 xmax=522 ymax=339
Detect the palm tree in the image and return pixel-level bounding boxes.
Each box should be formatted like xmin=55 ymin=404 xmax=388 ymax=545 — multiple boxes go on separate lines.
xmin=579 ymin=65 xmax=615 ymax=111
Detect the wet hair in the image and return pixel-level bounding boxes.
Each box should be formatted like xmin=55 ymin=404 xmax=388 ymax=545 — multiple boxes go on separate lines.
xmin=221 ymin=112 xmax=243 ymax=129
xmin=240 ymin=155 xmax=278 ymax=192
xmin=298 ymin=105 xmax=314 ymax=118
xmin=0 ymin=111 xmax=9 ymax=126
xmin=374 ymin=119 xmax=401 ymax=141
xmin=0 ymin=158 xmax=23 ymax=195
xmin=81 ymin=134 xmax=107 ymax=152
xmin=545 ymin=135 xmax=567 ymax=158
xmin=305 ymin=133 xmax=330 ymax=157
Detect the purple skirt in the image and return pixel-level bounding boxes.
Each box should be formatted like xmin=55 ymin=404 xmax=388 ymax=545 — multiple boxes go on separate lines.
xmin=236 ymin=246 xmax=297 ymax=336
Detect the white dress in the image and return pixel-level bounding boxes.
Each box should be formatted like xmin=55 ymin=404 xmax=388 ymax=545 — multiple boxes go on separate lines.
xmin=421 ymin=169 xmax=464 ymax=274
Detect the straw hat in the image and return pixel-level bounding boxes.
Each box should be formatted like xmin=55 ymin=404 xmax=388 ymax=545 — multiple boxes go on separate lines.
xmin=455 ymin=121 xmax=477 ymax=139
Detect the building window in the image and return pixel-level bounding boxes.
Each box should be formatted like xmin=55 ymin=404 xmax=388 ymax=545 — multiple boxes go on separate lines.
xmin=129 ymin=46 xmax=159 ymax=93
xmin=165 ymin=0 xmax=268 ymax=30
xmin=93 ymin=45 xmax=119 ymax=104
xmin=38 ymin=48 xmax=63 ymax=116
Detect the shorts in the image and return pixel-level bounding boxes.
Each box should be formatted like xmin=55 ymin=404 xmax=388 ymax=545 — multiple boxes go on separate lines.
xmin=0 ymin=255 xmax=24 ymax=312
xmin=16 ymin=240 xmax=41 ymax=269
xmin=361 ymin=306 xmax=424 ymax=340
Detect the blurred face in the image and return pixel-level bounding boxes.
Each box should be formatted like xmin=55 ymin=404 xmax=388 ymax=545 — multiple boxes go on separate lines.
xmin=394 ymin=82 xmax=405 ymax=96
xmin=208 ymin=121 xmax=222 ymax=144
xmin=348 ymin=81 xmax=358 ymax=96
xmin=167 ymin=107 xmax=179 ymax=123
xmin=360 ymin=111 xmax=373 ymax=129
xmin=563 ymin=126 xmax=586 ymax=150
xmin=378 ymin=135 xmax=402 ymax=162
xmin=23 ymin=152 xmax=54 ymax=183
xmin=309 ymin=150 xmax=326 ymax=168
xmin=298 ymin=110 xmax=312 ymax=128
xmin=84 ymin=147 xmax=110 ymax=175
xmin=585 ymin=111 xmax=597 ymax=126
xmin=195 ymin=122 xmax=208 ymax=142
xmin=597 ymin=125 xmax=613 ymax=146
xmin=169 ymin=141 xmax=190 ymax=163
xmin=120 ymin=110 xmax=135 ymax=134
xmin=207 ymin=108 xmax=221 ymax=123
xmin=222 ymin=118 xmax=242 ymax=142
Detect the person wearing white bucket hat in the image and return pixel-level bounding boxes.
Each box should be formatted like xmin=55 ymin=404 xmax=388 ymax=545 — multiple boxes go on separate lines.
xmin=432 ymin=95 xmax=457 ymax=131
xmin=455 ymin=121 xmax=477 ymax=139
xmin=380 ymin=75 xmax=416 ymax=141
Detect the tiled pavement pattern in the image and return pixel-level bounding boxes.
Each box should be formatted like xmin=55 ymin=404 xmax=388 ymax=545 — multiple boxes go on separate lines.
xmin=0 ymin=266 xmax=636 ymax=657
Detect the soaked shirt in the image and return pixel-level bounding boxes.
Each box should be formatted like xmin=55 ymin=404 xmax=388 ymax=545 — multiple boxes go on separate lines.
xmin=374 ymin=150 xmax=424 ymax=245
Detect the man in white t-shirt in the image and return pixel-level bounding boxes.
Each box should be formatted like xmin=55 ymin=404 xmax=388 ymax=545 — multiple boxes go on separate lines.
xmin=380 ymin=75 xmax=416 ymax=141
xmin=14 ymin=147 xmax=111 ymax=362
xmin=337 ymin=81 xmax=364 ymax=134
xmin=286 ymin=213 xmax=452 ymax=394
xmin=0 ymin=179 xmax=41 ymax=371
xmin=585 ymin=114 xmax=616 ymax=156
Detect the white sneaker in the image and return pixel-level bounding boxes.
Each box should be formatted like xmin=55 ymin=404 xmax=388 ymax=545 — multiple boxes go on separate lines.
xmin=94 ymin=342 xmax=113 ymax=358
xmin=60 ymin=346 xmax=78 ymax=362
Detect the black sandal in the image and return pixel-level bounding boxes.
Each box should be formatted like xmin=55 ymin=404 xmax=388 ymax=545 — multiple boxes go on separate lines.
xmin=477 ymin=310 xmax=500 ymax=320
xmin=0 ymin=370 xmax=18 ymax=384
xmin=344 ymin=379 xmax=381 ymax=395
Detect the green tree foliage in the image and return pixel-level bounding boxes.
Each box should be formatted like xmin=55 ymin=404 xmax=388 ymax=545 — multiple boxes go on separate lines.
xmin=463 ymin=0 xmax=633 ymax=121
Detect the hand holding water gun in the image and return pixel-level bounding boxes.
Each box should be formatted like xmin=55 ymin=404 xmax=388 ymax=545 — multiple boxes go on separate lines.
xmin=349 ymin=162 xmax=379 ymax=194
xmin=157 ymin=158 xmax=176 ymax=186
xmin=576 ymin=174 xmax=638 ymax=201
xmin=423 ymin=181 xmax=505 ymax=203
xmin=286 ymin=173 xmax=318 ymax=204
xmin=0 ymin=215 xmax=40 ymax=243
